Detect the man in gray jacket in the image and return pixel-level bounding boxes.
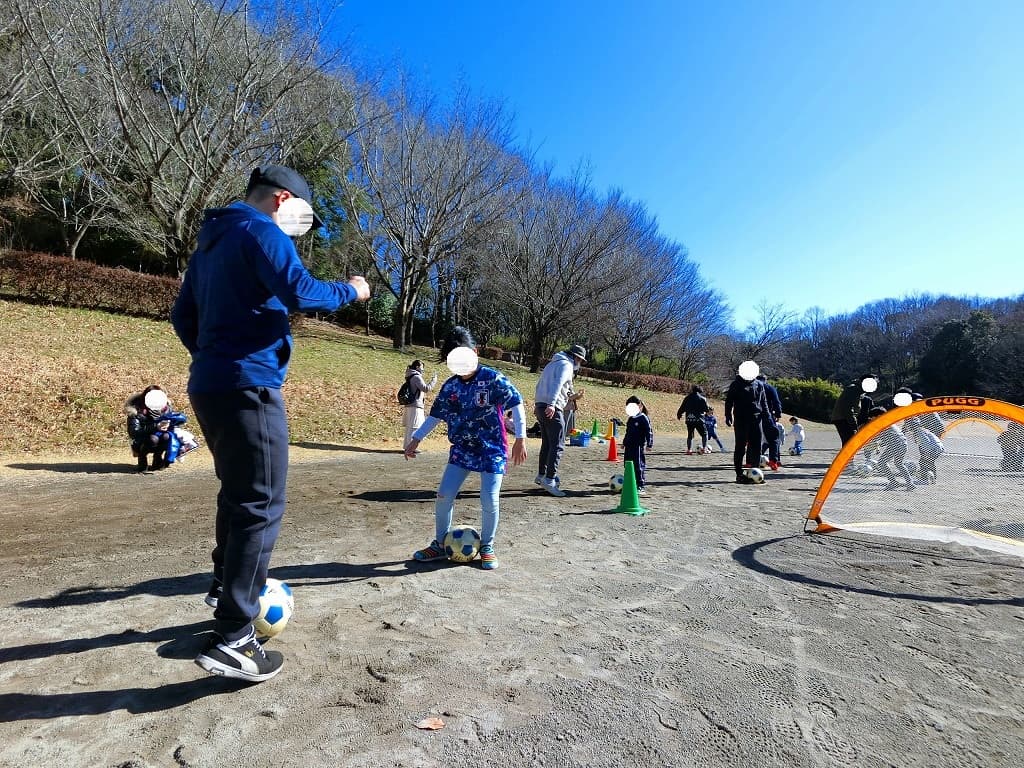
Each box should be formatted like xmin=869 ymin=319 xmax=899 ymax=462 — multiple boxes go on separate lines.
xmin=533 ymin=344 xmax=587 ymax=496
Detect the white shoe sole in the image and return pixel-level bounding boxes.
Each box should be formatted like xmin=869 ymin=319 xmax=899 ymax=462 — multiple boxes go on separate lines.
xmin=194 ymin=655 xmax=283 ymax=683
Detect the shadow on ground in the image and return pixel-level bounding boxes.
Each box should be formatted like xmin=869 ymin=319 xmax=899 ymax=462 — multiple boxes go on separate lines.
xmin=6 ymin=462 xmax=136 ymax=475
xmin=732 ymin=534 xmax=1024 ymax=606
xmin=292 ymin=442 xmax=398 ymax=455
xmin=15 ymin=560 xmax=418 ymax=609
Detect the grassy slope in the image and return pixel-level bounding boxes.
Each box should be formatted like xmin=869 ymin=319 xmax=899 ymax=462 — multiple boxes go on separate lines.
xmin=0 ymin=298 xmax=707 ymax=457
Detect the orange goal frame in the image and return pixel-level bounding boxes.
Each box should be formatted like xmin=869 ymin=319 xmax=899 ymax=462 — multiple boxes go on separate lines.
xmin=806 ymin=396 xmax=1024 ymax=534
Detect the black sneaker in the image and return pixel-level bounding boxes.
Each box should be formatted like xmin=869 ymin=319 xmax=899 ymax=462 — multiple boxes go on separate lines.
xmin=195 ymin=633 xmax=283 ymax=682
xmin=204 ymin=582 xmax=222 ymax=608
xmin=735 ymin=475 xmax=757 ymax=484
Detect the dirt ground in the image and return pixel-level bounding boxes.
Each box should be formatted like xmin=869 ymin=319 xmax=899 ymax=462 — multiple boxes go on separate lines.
xmin=1 ymin=426 xmax=1022 ymax=768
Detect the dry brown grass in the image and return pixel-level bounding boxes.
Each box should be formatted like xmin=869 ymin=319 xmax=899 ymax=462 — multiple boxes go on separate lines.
xmin=0 ymin=299 xmax=704 ymax=457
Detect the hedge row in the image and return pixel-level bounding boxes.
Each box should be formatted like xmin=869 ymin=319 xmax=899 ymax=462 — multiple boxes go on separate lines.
xmin=0 ymin=250 xmax=179 ymax=319
xmin=578 ymin=366 xmax=694 ymax=396
xmin=773 ymin=377 xmax=841 ymax=423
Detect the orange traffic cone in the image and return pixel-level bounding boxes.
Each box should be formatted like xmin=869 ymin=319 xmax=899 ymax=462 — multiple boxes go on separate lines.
xmin=606 ymin=434 xmax=618 ymax=461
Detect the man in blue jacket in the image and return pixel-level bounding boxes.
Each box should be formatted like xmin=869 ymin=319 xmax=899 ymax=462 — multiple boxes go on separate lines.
xmin=171 ymin=165 xmax=370 ymax=682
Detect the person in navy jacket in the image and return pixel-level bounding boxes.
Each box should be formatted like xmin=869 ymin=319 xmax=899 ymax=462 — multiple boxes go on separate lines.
xmin=172 ymin=165 xmax=370 ymax=682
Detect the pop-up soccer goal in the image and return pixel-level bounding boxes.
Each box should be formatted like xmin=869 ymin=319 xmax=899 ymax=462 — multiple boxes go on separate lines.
xmin=805 ymin=397 xmax=1024 ymax=558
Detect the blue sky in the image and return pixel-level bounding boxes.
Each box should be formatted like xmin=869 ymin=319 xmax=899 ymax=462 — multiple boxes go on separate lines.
xmin=331 ymin=1 xmax=1023 ymax=329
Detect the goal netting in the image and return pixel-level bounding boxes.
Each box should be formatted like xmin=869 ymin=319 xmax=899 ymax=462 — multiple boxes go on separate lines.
xmin=806 ymin=397 xmax=1024 ymax=558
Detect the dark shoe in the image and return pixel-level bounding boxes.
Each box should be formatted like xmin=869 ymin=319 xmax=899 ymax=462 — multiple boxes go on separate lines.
xmin=736 ymin=475 xmax=757 ymax=484
xmin=204 ymin=582 xmax=222 ymax=608
xmin=136 ymin=456 xmax=149 ymax=473
xmin=195 ymin=633 xmax=283 ymax=682
xmin=412 ymin=540 xmax=447 ymax=562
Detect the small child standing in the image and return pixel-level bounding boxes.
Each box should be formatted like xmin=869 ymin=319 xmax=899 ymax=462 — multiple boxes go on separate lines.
xmin=405 ymin=327 xmax=527 ymax=570
xmin=622 ymin=395 xmax=654 ymax=495
xmin=788 ymin=416 xmax=805 ymax=456
xmin=704 ymin=407 xmax=726 ymax=453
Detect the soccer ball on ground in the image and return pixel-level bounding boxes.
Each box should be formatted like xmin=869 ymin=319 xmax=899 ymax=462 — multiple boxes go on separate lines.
xmin=443 ymin=525 xmax=482 ymax=563
xmin=609 ymin=474 xmax=625 ymax=492
xmin=788 ymin=447 xmax=799 ymax=456
xmin=759 ymin=454 xmax=770 ymax=468
xmin=254 ymin=578 xmax=294 ymax=638
xmin=745 ymin=467 xmax=765 ymax=484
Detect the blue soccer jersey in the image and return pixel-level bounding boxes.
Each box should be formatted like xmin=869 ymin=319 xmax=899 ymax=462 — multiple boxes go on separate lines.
xmin=429 ymin=366 xmax=523 ymax=474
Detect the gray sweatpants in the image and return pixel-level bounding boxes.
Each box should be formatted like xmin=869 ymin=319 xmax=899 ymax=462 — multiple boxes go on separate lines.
xmin=535 ymin=403 xmax=565 ymax=480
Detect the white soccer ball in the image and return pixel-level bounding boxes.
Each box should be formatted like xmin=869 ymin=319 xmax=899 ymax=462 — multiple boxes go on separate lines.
xmin=609 ymin=474 xmax=625 ymax=492
xmin=788 ymin=447 xmax=798 ymax=456
xmin=704 ymin=446 xmax=713 ymax=454
xmin=254 ymin=578 xmax=294 ymax=638
xmin=745 ymin=467 xmax=765 ymax=484
xmin=443 ymin=525 xmax=482 ymax=563
xmin=759 ymin=454 xmax=770 ymax=468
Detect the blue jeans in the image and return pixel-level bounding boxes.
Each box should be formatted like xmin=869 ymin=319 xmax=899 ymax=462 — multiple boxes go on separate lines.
xmin=190 ymin=387 xmax=288 ymax=643
xmin=434 ymin=463 xmax=502 ymax=546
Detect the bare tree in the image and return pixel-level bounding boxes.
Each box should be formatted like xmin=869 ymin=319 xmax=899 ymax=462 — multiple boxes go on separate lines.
xmin=738 ymin=300 xmax=800 ymax=376
xmin=13 ymin=0 xmax=358 ymax=272
xmin=341 ymin=80 xmax=525 ymax=348
xmin=486 ymin=170 xmax=641 ymax=371
xmin=600 ymin=225 xmax=726 ymax=372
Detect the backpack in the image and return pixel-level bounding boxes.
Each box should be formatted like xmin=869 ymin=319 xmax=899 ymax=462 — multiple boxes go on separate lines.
xmin=397 ymin=378 xmax=415 ymax=406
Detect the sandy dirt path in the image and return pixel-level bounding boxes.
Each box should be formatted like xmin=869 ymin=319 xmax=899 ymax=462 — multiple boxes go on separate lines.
xmin=1 ymin=431 xmax=1022 ymax=767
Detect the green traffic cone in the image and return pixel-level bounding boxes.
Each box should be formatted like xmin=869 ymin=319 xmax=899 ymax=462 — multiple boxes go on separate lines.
xmin=590 ymin=419 xmax=600 ymax=437
xmin=615 ymin=460 xmax=648 ymax=516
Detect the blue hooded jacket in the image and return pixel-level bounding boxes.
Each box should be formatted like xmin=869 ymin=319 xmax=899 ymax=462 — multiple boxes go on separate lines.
xmin=171 ymin=201 xmax=357 ymax=393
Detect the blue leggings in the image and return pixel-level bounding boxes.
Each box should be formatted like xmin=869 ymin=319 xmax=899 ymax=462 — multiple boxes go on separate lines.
xmin=434 ymin=464 xmax=502 ymax=546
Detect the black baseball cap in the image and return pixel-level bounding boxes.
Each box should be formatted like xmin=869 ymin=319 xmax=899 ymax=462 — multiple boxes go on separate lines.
xmin=248 ymin=165 xmax=324 ymax=228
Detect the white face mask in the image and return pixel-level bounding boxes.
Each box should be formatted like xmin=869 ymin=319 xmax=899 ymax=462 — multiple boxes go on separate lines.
xmin=276 ymin=196 xmax=315 ymax=237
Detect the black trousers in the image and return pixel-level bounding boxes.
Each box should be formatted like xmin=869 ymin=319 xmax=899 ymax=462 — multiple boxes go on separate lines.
xmin=732 ymin=420 xmax=762 ymax=477
xmin=191 ymin=387 xmax=288 ymax=643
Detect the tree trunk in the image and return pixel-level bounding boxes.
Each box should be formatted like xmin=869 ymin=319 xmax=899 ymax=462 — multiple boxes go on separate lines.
xmin=66 ymin=225 xmax=89 ymax=261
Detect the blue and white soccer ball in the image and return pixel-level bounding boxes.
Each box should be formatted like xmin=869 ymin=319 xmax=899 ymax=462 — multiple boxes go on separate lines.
xmin=609 ymin=474 xmax=625 ymax=492
xmin=254 ymin=578 xmax=294 ymax=638
xmin=849 ymin=461 xmax=873 ymax=478
xmin=443 ymin=525 xmax=482 ymax=563
xmin=745 ymin=467 xmax=765 ymax=484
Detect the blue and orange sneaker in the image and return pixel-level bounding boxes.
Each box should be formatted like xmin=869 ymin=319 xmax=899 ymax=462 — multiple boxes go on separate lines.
xmin=412 ymin=540 xmax=447 ymax=562
xmin=479 ymin=543 xmax=499 ymax=570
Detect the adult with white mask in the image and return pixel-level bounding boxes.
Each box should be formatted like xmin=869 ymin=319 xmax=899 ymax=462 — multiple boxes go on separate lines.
xmin=172 ymin=165 xmax=370 ymax=683
xmin=533 ymin=343 xmax=588 ymax=496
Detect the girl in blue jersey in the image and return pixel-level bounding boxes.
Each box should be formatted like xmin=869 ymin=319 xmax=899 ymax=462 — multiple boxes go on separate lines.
xmin=404 ymin=327 xmax=528 ymax=570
